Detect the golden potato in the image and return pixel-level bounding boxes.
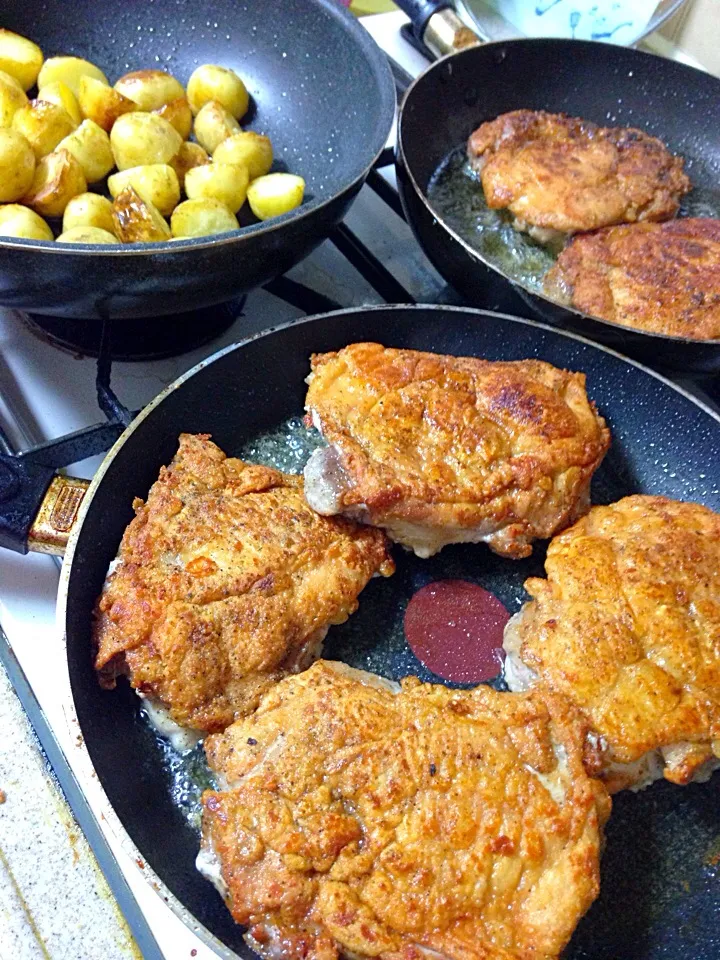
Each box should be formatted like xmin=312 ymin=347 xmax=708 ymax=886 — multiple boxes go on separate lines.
xmin=57 ymin=225 xmax=118 ymax=244
xmin=112 ymin=186 xmax=171 ymax=242
xmin=38 ymin=80 xmax=81 ymax=127
xmin=0 ymin=69 xmax=28 ymax=128
xmin=154 ymin=97 xmax=192 ymax=140
xmin=213 ymin=131 xmax=272 ymax=180
xmin=185 ymin=162 xmax=248 ymax=213
xmin=114 ymin=70 xmax=185 ymax=112
xmin=247 ymin=173 xmax=305 ymax=221
xmin=0 ymin=30 xmax=43 ymax=92
xmin=78 ymin=76 xmax=136 ymax=132
xmin=193 ymin=100 xmax=241 ymax=154
xmin=171 ymin=197 xmax=239 ymax=238
xmin=56 ymin=119 xmax=113 ymax=183
xmin=0 ymin=203 xmax=52 ymax=240
xmin=22 ymin=148 xmax=87 ymax=217
xmin=170 ymin=140 xmax=209 ymax=188
xmin=12 ymin=99 xmax=75 ymax=159
xmin=38 ymin=56 xmax=108 ymax=98
xmin=110 ymin=112 xmax=182 ymax=171
xmin=107 ymin=164 xmax=180 ymax=217
xmin=0 ymin=128 xmax=35 ymax=202
xmin=62 ymin=192 xmax=116 ymax=235
xmin=187 ymin=64 xmax=248 ymax=119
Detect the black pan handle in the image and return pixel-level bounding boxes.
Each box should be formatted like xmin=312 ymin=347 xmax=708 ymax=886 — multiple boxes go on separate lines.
xmin=393 ymin=0 xmax=480 ymax=57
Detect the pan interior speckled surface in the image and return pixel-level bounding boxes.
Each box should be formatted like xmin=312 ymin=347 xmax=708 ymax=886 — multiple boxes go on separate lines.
xmin=65 ymin=307 xmax=720 ymax=959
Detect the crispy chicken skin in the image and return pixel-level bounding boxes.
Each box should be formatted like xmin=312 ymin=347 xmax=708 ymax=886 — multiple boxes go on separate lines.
xmin=467 ymin=110 xmax=690 ymax=238
xmin=199 ymin=661 xmax=610 ymax=960
xmin=303 ymin=343 xmax=610 ymax=559
xmin=93 ymin=434 xmax=394 ymax=733
xmin=544 ymin=218 xmax=720 ymax=340
xmin=503 ymin=496 xmax=720 ymax=792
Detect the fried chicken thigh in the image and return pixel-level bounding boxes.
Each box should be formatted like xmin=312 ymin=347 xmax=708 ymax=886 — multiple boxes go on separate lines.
xmin=545 ymin=218 xmax=720 ymax=340
xmin=303 ymin=343 xmax=610 ymax=559
xmin=199 ymin=660 xmax=610 ymax=960
xmin=467 ymin=110 xmax=690 ymax=240
xmin=503 ymin=495 xmax=720 ymax=792
xmin=93 ymin=434 xmax=393 ymax=734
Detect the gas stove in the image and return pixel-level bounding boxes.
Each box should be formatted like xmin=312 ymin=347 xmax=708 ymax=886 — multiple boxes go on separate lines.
xmin=0 ymin=11 xmax=714 ymax=960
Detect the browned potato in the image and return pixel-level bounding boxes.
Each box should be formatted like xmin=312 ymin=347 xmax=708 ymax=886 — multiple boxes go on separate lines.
xmin=247 ymin=173 xmax=305 ymax=221
xmin=0 ymin=128 xmax=35 ymax=202
xmin=170 ymin=197 xmax=238 ymax=238
xmin=110 ymin=112 xmax=183 ymax=170
xmin=187 ymin=64 xmax=248 ymax=119
xmin=38 ymin=56 xmax=108 ymax=97
xmin=107 ymin=164 xmax=180 ymax=217
xmin=112 ymin=185 xmax=171 ymax=242
xmin=57 ymin=119 xmax=113 ymax=183
xmin=36 ymin=80 xmax=81 ymax=127
xmin=22 ymin=148 xmax=87 ymax=217
xmin=0 ymin=30 xmax=43 ymax=92
xmin=57 ymin=225 xmax=118 ymax=244
xmin=12 ymin=99 xmax=75 ymax=159
xmin=185 ymin=162 xmax=248 ymax=213
xmin=0 ymin=203 xmax=53 ymax=240
xmin=193 ymin=100 xmax=241 ymax=154
xmin=0 ymin=69 xmax=28 ymax=128
xmin=62 ymin=192 xmax=116 ymax=235
xmin=213 ymin=131 xmax=272 ymax=180
xmin=78 ymin=76 xmax=136 ymax=132
xmin=114 ymin=70 xmax=185 ymax=111
xmin=154 ymin=97 xmax=192 ymax=140
xmin=170 ymin=141 xmax=209 ymax=188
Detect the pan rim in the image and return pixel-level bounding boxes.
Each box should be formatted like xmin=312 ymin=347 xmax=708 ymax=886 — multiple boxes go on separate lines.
xmin=57 ymin=302 xmax=720 ymax=959
xmin=396 ymin=41 xmax=720 ymax=348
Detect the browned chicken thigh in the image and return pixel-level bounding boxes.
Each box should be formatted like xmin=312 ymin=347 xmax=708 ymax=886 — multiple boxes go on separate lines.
xmin=467 ymin=110 xmax=690 ymax=241
xmin=199 ymin=660 xmax=610 ymax=960
xmin=503 ymin=495 xmax=720 ymax=792
xmin=303 ymin=343 xmax=610 ymax=559
xmin=93 ymin=434 xmax=393 ymax=734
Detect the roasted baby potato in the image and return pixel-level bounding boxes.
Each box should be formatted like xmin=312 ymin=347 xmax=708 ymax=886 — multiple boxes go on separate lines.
xmin=37 ymin=80 xmax=81 ymax=127
xmin=62 ymin=192 xmax=116 ymax=235
xmin=185 ymin=162 xmax=248 ymax=213
xmin=193 ymin=100 xmax=241 ymax=154
xmin=56 ymin=119 xmax=113 ymax=183
xmin=187 ymin=64 xmax=248 ymax=119
xmin=78 ymin=76 xmax=136 ymax=132
xmin=107 ymin=164 xmax=180 ymax=217
xmin=112 ymin=185 xmax=171 ymax=242
xmin=247 ymin=172 xmax=305 ymax=221
xmin=170 ymin=140 xmax=209 ymax=188
xmin=0 ymin=203 xmax=53 ymax=240
xmin=0 ymin=30 xmax=43 ymax=92
xmin=115 ymin=70 xmax=185 ymax=112
xmin=57 ymin=225 xmax=117 ymax=244
xmin=0 ymin=69 xmax=28 ymax=128
xmin=12 ymin=99 xmax=75 ymax=159
xmin=0 ymin=128 xmax=35 ymax=202
xmin=213 ymin=131 xmax=272 ymax=180
xmin=170 ymin=197 xmax=238 ymax=238
xmin=110 ymin=112 xmax=182 ymax=171
xmin=38 ymin=56 xmax=108 ymax=98
xmin=154 ymin=97 xmax=192 ymax=140
xmin=22 ymin=148 xmax=86 ymax=217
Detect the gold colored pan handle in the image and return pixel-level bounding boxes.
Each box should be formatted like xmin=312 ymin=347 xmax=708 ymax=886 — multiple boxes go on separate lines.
xmin=27 ymin=475 xmax=91 ymax=556
xmin=423 ymin=8 xmax=480 ymax=58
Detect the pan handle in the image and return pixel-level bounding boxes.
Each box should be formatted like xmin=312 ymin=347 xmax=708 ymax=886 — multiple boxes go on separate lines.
xmin=393 ymin=0 xmax=480 ymax=58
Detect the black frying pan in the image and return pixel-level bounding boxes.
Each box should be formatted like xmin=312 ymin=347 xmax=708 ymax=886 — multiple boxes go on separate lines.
xmin=393 ymin=1 xmax=720 ymax=376
xmin=47 ymin=305 xmax=720 ymax=959
xmin=0 ymin=0 xmax=395 ymax=321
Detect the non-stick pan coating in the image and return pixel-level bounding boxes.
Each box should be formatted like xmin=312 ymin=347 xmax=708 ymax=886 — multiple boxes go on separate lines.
xmin=64 ymin=306 xmax=720 ymax=958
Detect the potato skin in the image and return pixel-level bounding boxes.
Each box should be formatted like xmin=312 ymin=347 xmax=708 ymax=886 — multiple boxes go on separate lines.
xmin=115 ymin=70 xmax=185 ymax=111
xmin=154 ymin=97 xmax=192 ymax=140
xmin=12 ymin=99 xmax=75 ymax=159
xmin=187 ymin=64 xmax=248 ymax=119
xmin=170 ymin=197 xmax=239 ymax=238
xmin=170 ymin=141 xmax=210 ymax=188
xmin=185 ymin=162 xmax=249 ymax=213
xmin=247 ymin=172 xmax=305 ymax=221
xmin=0 ymin=128 xmax=35 ymax=202
xmin=213 ymin=131 xmax=273 ymax=180
xmin=38 ymin=56 xmax=108 ymax=98
xmin=62 ymin=192 xmax=116 ymax=235
xmin=57 ymin=225 xmax=118 ymax=244
xmin=78 ymin=76 xmax=136 ymax=132
xmin=112 ymin=185 xmax=172 ymax=242
xmin=0 ymin=203 xmax=53 ymax=240
xmin=37 ymin=80 xmax=81 ymax=127
xmin=110 ymin=112 xmax=183 ymax=171
xmin=0 ymin=69 xmax=28 ymax=128
xmin=0 ymin=30 xmax=44 ymax=92
xmin=107 ymin=164 xmax=180 ymax=217
xmin=193 ymin=100 xmax=241 ymax=154
xmin=57 ymin=119 xmax=114 ymax=183
xmin=22 ymin=148 xmax=87 ymax=217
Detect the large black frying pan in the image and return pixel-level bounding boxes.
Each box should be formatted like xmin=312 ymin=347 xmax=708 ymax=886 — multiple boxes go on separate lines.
xmin=46 ymin=305 xmax=720 ymax=958
xmin=394 ymin=1 xmax=720 ymax=376
xmin=0 ymin=0 xmax=395 ymax=321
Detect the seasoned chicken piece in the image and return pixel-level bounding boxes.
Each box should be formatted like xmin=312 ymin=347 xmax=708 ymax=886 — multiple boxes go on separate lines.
xmin=503 ymin=495 xmax=720 ymax=792
xmin=199 ymin=660 xmax=610 ymax=960
xmin=467 ymin=110 xmax=690 ymax=241
xmin=93 ymin=434 xmax=394 ymax=735
xmin=544 ymin=218 xmax=720 ymax=340
xmin=303 ymin=343 xmax=610 ymax=559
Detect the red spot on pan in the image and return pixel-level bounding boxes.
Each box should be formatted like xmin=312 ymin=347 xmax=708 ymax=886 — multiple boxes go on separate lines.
xmin=403 ymin=580 xmax=510 ymax=683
